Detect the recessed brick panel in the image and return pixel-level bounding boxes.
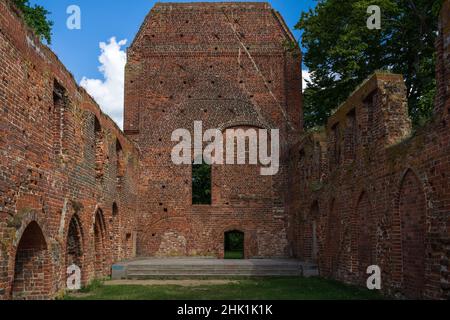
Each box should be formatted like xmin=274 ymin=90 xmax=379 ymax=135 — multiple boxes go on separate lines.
xmin=125 ymin=2 xmax=302 ymax=258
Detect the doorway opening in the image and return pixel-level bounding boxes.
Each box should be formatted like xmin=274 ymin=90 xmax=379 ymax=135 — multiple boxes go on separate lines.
xmin=224 ymin=230 xmax=244 ymax=259
xmin=12 ymin=221 xmax=51 ymax=300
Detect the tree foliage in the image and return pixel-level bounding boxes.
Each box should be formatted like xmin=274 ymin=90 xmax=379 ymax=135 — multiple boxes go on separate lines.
xmin=13 ymin=0 xmax=53 ymax=44
xmin=297 ymin=0 xmax=443 ymax=129
xmin=225 ymin=231 xmax=244 ymax=252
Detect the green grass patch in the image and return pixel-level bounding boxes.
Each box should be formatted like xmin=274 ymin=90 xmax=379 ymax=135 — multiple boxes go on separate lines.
xmin=65 ymin=277 xmax=384 ymax=300
xmin=79 ymin=278 xmax=105 ymax=293
xmin=224 ymin=251 xmax=244 ymax=259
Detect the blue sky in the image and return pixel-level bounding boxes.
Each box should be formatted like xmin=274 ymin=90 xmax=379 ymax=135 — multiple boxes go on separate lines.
xmin=29 ymin=0 xmax=316 ymax=127
xmin=31 ymin=0 xmax=316 ymax=81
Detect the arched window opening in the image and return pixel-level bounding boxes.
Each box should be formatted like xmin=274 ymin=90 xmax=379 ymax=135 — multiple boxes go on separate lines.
xmin=112 ymin=202 xmax=119 ymax=217
xmin=116 ymin=139 xmax=125 ymax=187
xmin=192 ymin=160 xmax=211 ymax=205
xmin=52 ymin=80 xmax=67 ymax=156
xmin=398 ymin=170 xmax=426 ymax=299
xmin=309 ymin=201 xmax=319 ymax=263
xmin=12 ymin=221 xmax=51 ymax=300
xmin=66 ymin=215 xmax=83 ymax=286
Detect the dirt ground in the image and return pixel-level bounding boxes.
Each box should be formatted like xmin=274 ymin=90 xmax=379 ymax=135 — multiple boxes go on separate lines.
xmin=105 ymin=279 xmax=240 ymax=287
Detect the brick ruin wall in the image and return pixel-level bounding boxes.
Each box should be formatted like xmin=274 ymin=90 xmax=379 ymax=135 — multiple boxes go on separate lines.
xmin=288 ymin=1 xmax=450 ymax=299
xmin=124 ymin=2 xmax=302 ymax=258
xmin=0 ymin=0 xmax=139 ymax=299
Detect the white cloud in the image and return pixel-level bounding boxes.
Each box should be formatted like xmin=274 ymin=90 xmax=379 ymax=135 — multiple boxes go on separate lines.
xmin=302 ymin=70 xmax=311 ymax=92
xmin=80 ymin=37 xmax=127 ymax=129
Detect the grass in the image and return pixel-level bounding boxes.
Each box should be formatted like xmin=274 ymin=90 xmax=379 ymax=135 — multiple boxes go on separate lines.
xmin=65 ymin=277 xmax=383 ymax=300
xmin=224 ymin=250 xmax=244 ymax=259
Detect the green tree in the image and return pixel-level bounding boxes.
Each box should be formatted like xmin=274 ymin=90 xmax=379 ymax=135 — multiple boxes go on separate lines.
xmin=14 ymin=0 xmax=53 ymax=44
xmin=297 ymin=0 xmax=443 ymax=129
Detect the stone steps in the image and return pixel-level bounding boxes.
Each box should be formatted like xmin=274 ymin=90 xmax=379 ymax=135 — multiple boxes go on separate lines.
xmin=112 ymin=258 xmax=318 ymax=279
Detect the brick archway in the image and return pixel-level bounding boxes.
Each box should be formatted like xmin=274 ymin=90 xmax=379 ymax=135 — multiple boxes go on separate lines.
xmin=11 ymin=221 xmax=51 ymax=300
xmin=224 ymin=230 xmax=245 ymax=259
xmin=65 ymin=214 xmax=84 ymax=285
xmin=216 ymin=226 xmax=249 ymax=259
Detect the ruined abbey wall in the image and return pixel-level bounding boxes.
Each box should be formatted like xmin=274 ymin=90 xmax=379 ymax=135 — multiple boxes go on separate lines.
xmin=124 ymin=2 xmax=302 ymax=258
xmin=0 ymin=0 xmax=139 ymax=299
xmin=288 ymin=0 xmax=450 ymax=299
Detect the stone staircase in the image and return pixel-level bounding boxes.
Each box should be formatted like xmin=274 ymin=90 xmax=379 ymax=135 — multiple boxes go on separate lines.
xmin=112 ymin=258 xmax=318 ymax=279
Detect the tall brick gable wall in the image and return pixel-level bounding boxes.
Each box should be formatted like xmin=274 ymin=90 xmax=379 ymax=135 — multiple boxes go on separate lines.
xmin=0 ymin=0 xmax=139 ymax=299
xmin=289 ymin=1 xmax=450 ymax=299
xmin=124 ymin=2 xmax=302 ymax=258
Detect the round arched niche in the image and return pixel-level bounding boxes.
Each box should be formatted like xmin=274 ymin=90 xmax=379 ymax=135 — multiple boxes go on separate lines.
xmin=11 ymin=221 xmax=52 ymax=300
xmin=65 ymin=213 xmax=84 ymax=285
xmin=394 ymin=169 xmax=427 ymax=299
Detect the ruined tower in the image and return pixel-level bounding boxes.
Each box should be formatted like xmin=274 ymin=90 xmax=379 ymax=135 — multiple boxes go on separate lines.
xmin=124 ymin=2 xmax=303 ymax=257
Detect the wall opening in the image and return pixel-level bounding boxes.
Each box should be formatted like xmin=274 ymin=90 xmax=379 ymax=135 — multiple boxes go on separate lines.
xmin=66 ymin=215 xmax=83 ymax=284
xmin=125 ymin=233 xmax=132 ymax=258
xmin=192 ymin=160 xmax=212 ymax=205
xmin=363 ymin=90 xmax=376 ymax=141
xmin=116 ymin=139 xmax=125 ymax=188
xmin=12 ymin=221 xmax=51 ymax=300
xmin=224 ymin=230 xmax=244 ymax=259
xmin=331 ymin=123 xmax=341 ymax=167
xmin=112 ymin=202 xmax=118 ymax=217
xmin=345 ymin=109 xmax=357 ymax=161
xmin=94 ymin=117 xmax=105 ymax=182
xmin=397 ymin=170 xmax=426 ymax=299
xmin=111 ymin=202 xmax=120 ymax=260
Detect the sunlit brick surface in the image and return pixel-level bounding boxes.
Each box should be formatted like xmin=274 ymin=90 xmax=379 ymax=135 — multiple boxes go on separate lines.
xmin=124 ymin=2 xmax=302 ymax=258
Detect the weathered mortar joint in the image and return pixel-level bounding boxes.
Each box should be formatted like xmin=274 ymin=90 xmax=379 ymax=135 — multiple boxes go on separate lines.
xmin=0 ymin=0 xmax=139 ymax=300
